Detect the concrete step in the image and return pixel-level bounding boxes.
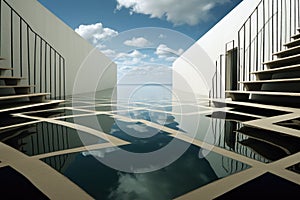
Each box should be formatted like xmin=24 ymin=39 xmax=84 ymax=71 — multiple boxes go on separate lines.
xmin=0 ymin=85 xmax=35 ymax=95
xmin=0 ymin=76 xmax=25 ymax=85
xmin=211 ymin=98 xmax=292 ymax=113
xmin=226 ymin=90 xmax=300 ymax=99
xmin=284 ymin=38 xmax=300 ymax=48
xmin=0 ymin=100 xmax=64 ymax=114
xmin=240 ymin=78 xmax=300 ymax=91
xmin=291 ymin=32 xmax=300 ymax=40
xmin=251 ymin=64 xmax=300 ymax=80
xmin=273 ymin=45 xmax=300 ymax=58
xmin=0 ymin=93 xmax=49 ymax=103
xmin=226 ymin=90 xmax=300 ymax=107
xmin=0 ymin=67 xmax=13 ymax=71
xmin=0 ymin=68 xmax=13 ymax=76
xmin=263 ymin=54 xmax=300 ymax=68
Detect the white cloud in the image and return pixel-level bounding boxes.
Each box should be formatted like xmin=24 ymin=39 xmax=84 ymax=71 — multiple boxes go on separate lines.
xmin=155 ymin=44 xmax=184 ymax=59
xmin=115 ymin=50 xmax=148 ymax=67
xmin=126 ymin=124 xmax=148 ymax=133
xmin=124 ymin=37 xmax=152 ymax=47
xmin=101 ymin=49 xmax=117 ymax=57
xmin=117 ymin=50 xmax=147 ymax=59
xmin=116 ymin=0 xmax=231 ymax=26
xmin=118 ymin=65 xmax=172 ymax=84
xmin=158 ymin=34 xmax=166 ymax=39
xmin=165 ymin=57 xmax=177 ymax=62
xmin=82 ymin=147 xmax=118 ymax=158
xmin=75 ymin=22 xmax=118 ymax=46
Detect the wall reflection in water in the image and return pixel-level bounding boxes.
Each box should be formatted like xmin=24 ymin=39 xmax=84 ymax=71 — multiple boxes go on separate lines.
xmin=0 ymin=121 xmax=106 ymax=156
xmin=42 ymin=141 xmax=249 ymax=200
xmin=207 ymin=111 xmax=300 ymax=163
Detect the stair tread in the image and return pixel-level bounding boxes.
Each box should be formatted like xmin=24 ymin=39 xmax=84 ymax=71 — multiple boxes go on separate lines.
xmin=211 ymin=98 xmax=294 ymax=112
xmin=240 ymin=78 xmax=300 ymax=84
xmin=226 ymin=90 xmax=300 ymax=96
xmin=0 ymin=76 xmax=25 ymax=79
xmin=291 ymin=33 xmax=300 ymax=39
xmin=0 ymin=85 xmax=35 ymax=88
xmin=273 ymin=45 xmax=300 ymax=56
xmin=284 ymin=38 xmax=300 ymax=47
xmin=0 ymin=100 xmax=64 ymax=113
xmin=251 ymin=64 xmax=300 ymax=74
xmin=0 ymin=67 xmax=13 ymax=70
xmin=0 ymin=93 xmax=49 ymax=101
xmin=263 ymin=54 xmax=300 ymax=65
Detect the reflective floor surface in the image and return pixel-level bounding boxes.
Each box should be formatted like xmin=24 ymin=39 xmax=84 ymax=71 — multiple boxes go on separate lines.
xmin=0 ymin=85 xmax=300 ymax=199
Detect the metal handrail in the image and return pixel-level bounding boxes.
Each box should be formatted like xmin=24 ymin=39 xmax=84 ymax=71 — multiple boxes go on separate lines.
xmin=0 ymin=0 xmax=66 ymax=99
xmin=210 ymin=0 xmax=300 ymax=100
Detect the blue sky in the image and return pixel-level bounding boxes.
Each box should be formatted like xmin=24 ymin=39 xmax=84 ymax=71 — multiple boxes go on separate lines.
xmin=38 ymin=0 xmax=242 ymax=83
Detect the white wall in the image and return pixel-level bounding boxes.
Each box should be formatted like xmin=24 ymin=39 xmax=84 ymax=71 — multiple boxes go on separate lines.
xmin=173 ymin=0 xmax=261 ymax=98
xmin=4 ymin=0 xmax=117 ymax=96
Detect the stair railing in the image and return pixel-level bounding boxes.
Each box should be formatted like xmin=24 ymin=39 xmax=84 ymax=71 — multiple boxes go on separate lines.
xmin=210 ymin=0 xmax=300 ymax=100
xmin=238 ymin=0 xmax=300 ymax=87
xmin=0 ymin=0 xmax=66 ymax=99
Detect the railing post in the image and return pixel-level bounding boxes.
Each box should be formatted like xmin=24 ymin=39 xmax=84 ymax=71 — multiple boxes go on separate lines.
xmin=1 ymin=0 xmax=66 ymax=99
xmin=0 ymin=0 xmax=2 ymax=56
xmin=10 ymin=9 xmax=13 ymax=76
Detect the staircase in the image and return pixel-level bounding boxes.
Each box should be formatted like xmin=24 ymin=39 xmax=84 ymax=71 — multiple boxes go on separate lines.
xmin=226 ymin=29 xmax=300 ymax=107
xmin=0 ymin=58 xmax=63 ymax=114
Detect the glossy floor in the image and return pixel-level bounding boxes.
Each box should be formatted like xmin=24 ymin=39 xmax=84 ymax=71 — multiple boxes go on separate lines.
xmin=0 ymin=85 xmax=300 ymax=199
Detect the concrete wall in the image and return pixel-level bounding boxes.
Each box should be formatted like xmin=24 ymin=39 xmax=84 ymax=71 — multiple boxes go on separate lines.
xmin=3 ymin=0 xmax=116 ymax=96
xmin=172 ymin=0 xmax=261 ymax=98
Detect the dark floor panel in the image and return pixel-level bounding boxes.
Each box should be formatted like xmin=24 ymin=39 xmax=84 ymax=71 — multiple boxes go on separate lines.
xmin=215 ymin=173 xmax=300 ymax=199
xmin=287 ymin=162 xmax=300 ymax=174
xmin=0 ymin=115 xmax=34 ymax=128
xmin=236 ymin=126 xmax=300 ymax=161
xmin=230 ymin=107 xmax=288 ymax=117
xmin=206 ymin=111 xmax=258 ymax=122
xmin=0 ymin=122 xmax=106 ymax=156
xmin=0 ymin=166 xmax=49 ymax=199
xmin=42 ymin=142 xmax=249 ymax=200
xmin=276 ymin=117 xmax=300 ymax=130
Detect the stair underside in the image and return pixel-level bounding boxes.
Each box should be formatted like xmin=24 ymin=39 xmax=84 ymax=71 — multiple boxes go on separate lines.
xmin=284 ymin=38 xmax=300 ymax=48
xmin=251 ymin=64 xmax=300 ymax=75
xmin=263 ymin=54 xmax=300 ymax=68
xmin=240 ymin=78 xmax=300 ymax=84
xmin=291 ymin=33 xmax=300 ymax=40
xmin=211 ymin=98 xmax=292 ymax=112
xmin=227 ymin=90 xmax=300 ymax=97
xmin=0 ymin=100 xmax=64 ymax=114
xmin=226 ymin=91 xmax=300 ymax=107
xmin=0 ymin=93 xmax=49 ymax=101
xmin=240 ymin=78 xmax=300 ymax=91
xmin=273 ymin=45 xmax=300 ymax=58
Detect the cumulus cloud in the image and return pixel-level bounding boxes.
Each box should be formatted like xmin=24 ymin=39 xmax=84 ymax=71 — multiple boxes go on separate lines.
xmin=75 ymin=22 xmax=118 ymax=46
xmin=124 ymin=37 xmax=152 ymax=47
xmin=158 ymin=34 xmax=166 ymax=39
xmin=101 ymin=49 xmax=117 ymax=57
xmin=117 ymin=50 xmax=147 ymax=59
xmin=116 ymin=0 xmax=231 ymax=26
xmin=118 ymin=65 xmax=172 ymax=84
xmin=155 ymin=44 xmax=184 ymax=59
xmin=115 ymin=50 xmax=148 ymax=67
